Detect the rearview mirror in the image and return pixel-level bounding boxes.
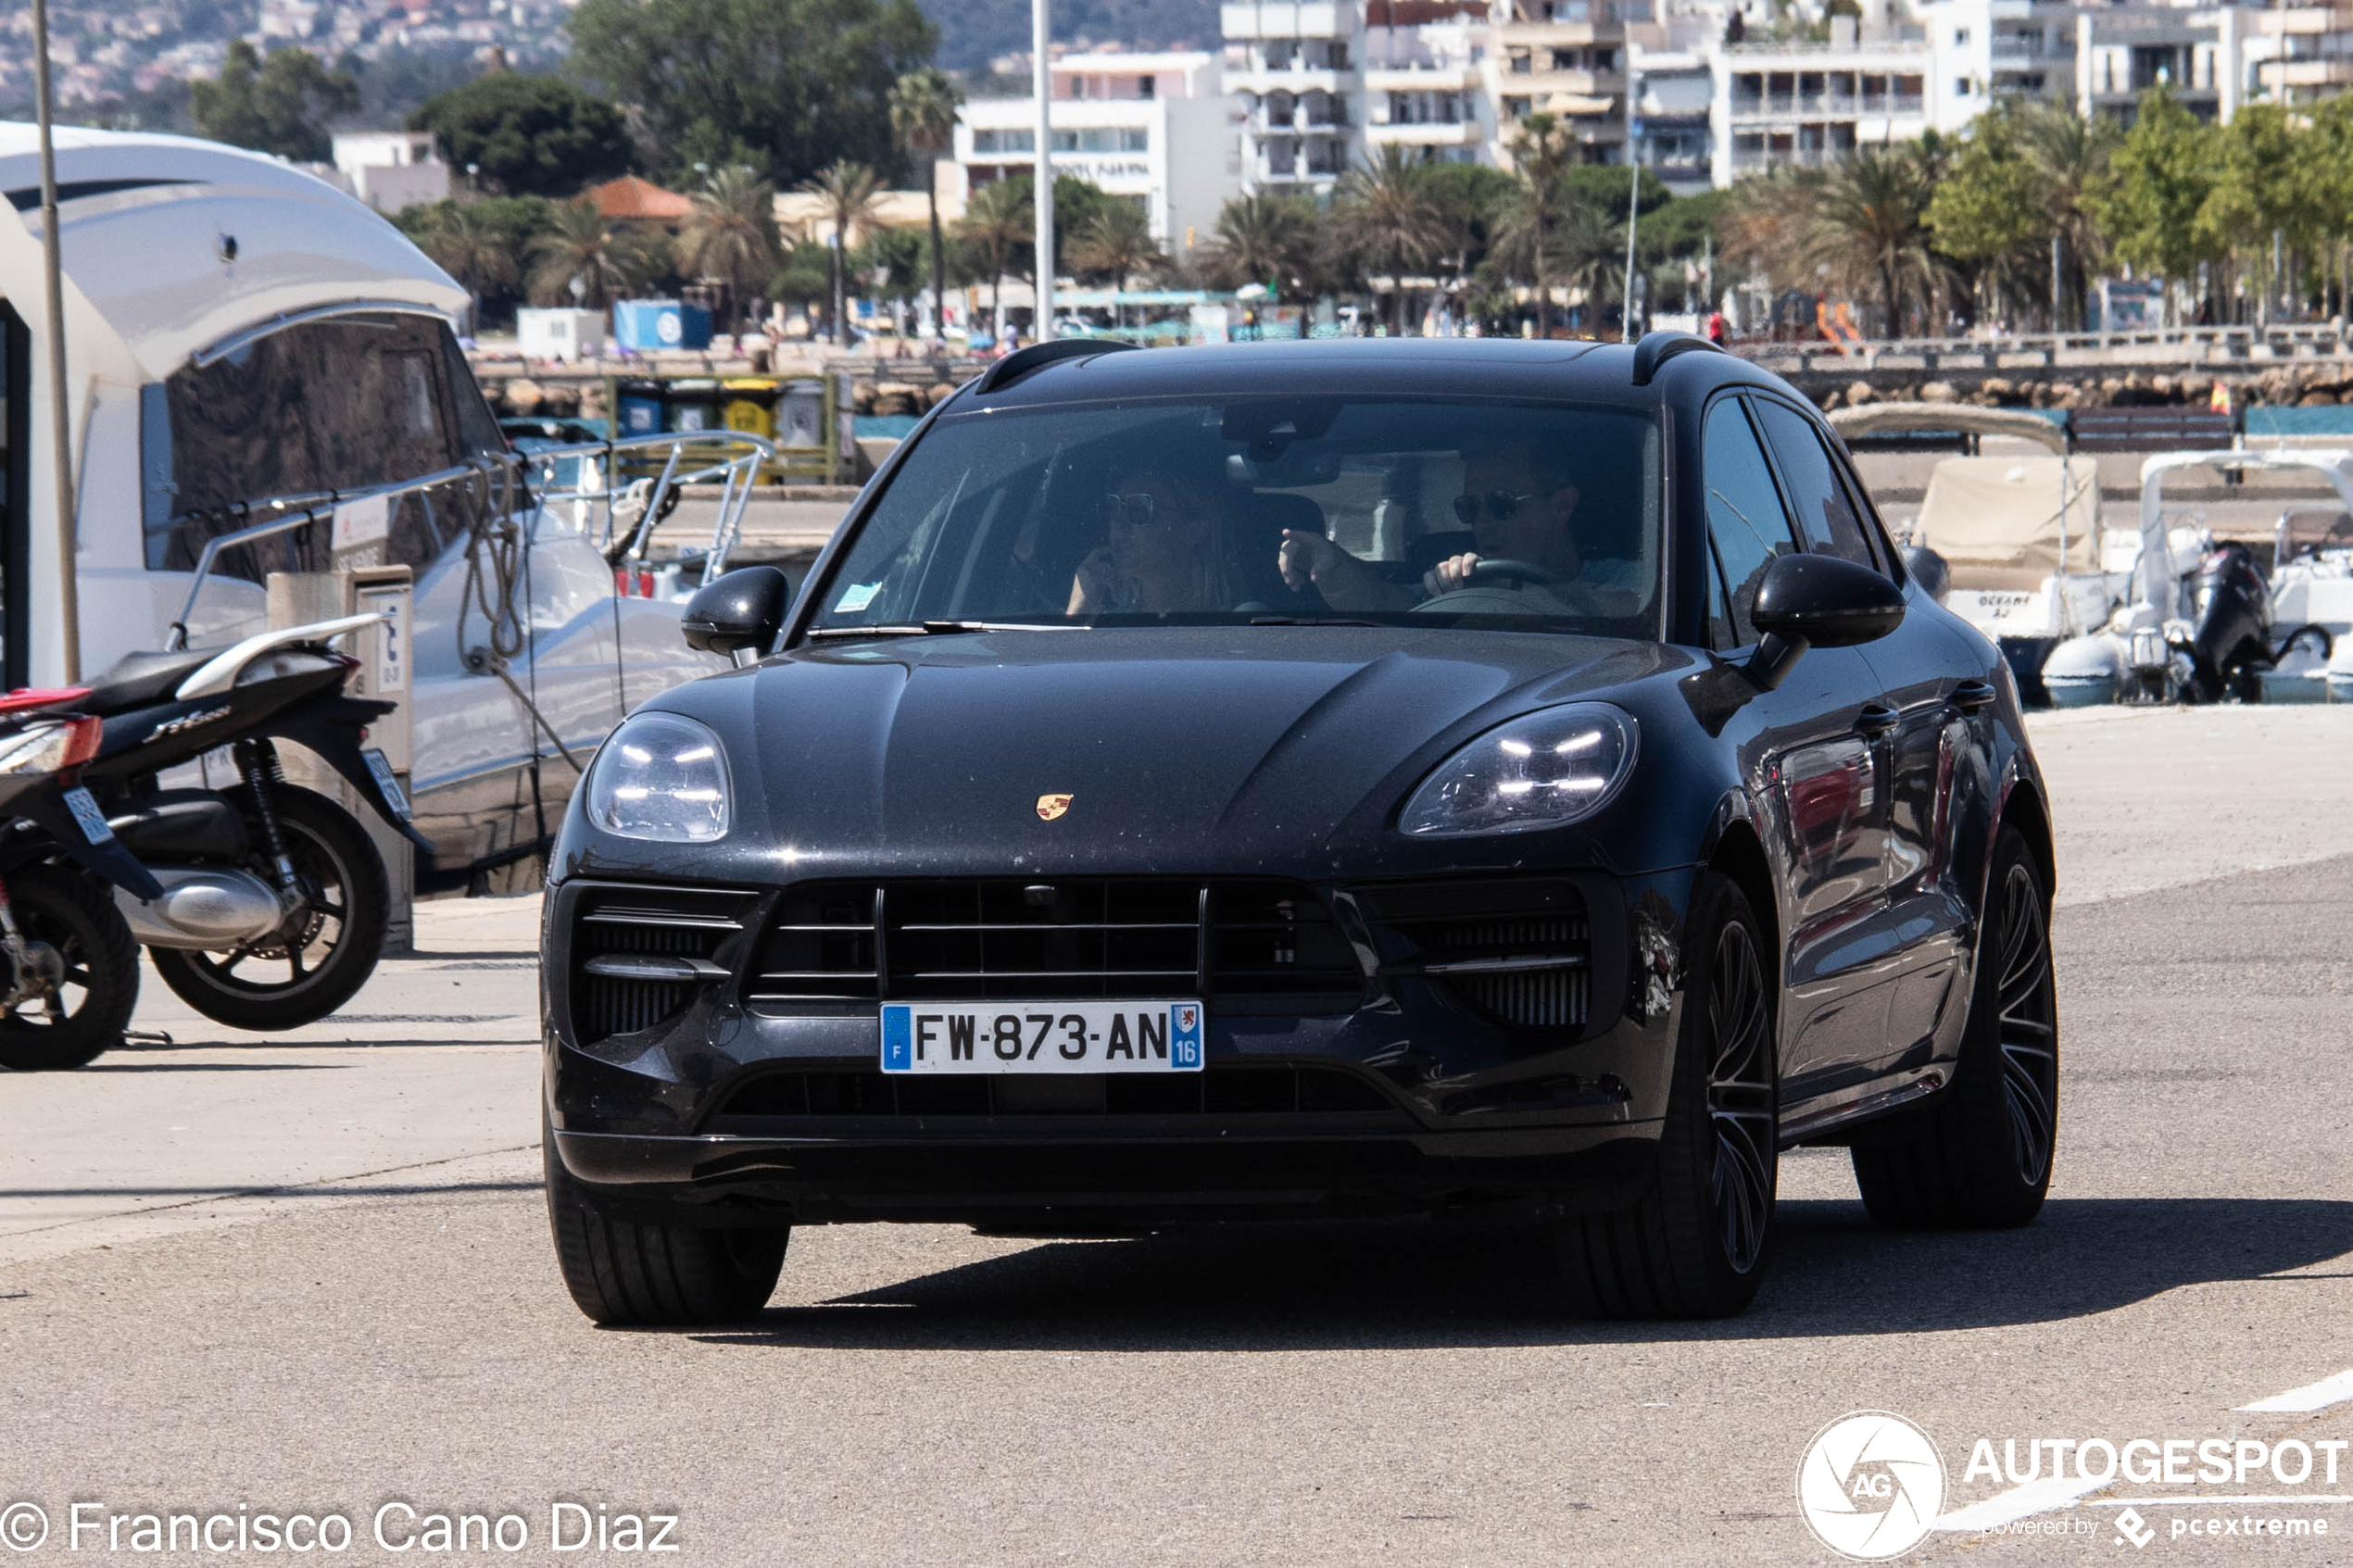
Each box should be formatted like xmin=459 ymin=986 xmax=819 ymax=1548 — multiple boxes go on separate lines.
xmin=1746 ymin=553 xmax=1906 ymax=690
xmin=681 ymin=566 xmax=789 ymax=666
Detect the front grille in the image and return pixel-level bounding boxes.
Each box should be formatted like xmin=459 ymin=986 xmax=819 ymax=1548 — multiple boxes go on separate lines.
xmin=568 ymin=883 xmax=757 ymax=1043
xmin=1357 ymin=879 xmax=1591 ymax=1031
xmin=749 ymin=879 xmax=1363 ymax=1013
xmin=708 ymin=1061 xmax=1397 ymax=1126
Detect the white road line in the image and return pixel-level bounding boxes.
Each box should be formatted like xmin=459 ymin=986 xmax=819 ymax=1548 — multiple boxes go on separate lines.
xmin=2242 ymin=1370 xmax=2353 ymax=1413
xmin=1933 ymin=1475 xmax=2110 ymax=1531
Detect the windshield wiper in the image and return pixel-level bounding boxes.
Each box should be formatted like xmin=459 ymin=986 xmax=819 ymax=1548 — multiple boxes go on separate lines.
xmin=804 ymin=621 xmax=1070 ymax=639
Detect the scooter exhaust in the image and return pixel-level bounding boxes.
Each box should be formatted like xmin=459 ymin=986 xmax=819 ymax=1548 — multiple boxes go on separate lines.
xmin=113 ymin=867 xmax=291 ymax=950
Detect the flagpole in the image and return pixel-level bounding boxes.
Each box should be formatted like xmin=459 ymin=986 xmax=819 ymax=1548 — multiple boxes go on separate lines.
xmin=1032 ymin=0 xmax=1054 ymax=344
xmin=30 ymin=0 xmax=80 ymax=681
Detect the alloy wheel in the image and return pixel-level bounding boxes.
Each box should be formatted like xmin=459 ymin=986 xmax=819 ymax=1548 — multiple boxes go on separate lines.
xmin=1993 ymin=861 xmax=2057 ymax=1185
xmin=1705 ymin=920 xmax=1775 ymax=1273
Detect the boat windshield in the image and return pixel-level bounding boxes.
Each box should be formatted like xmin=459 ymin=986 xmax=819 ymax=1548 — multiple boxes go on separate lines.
xmin=806 ymin=395 xmax=1664 ymax=638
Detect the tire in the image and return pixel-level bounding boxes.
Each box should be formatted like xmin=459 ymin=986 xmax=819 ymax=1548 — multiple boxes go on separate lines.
xmin=0 ymin=863 xmax=141 ymax=1072
xmin=1851 ymin=825 xmax=2057 ymax=1229
xmin=544 ymin=1128 xmax=788 ymax=1326
xmin=1554 ymin=872 xmax=1778 ymax=1319
xmin=149 ymin=784 xmax=388 ymax=1032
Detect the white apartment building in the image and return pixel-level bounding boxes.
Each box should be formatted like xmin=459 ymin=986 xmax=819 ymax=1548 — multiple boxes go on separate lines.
xmin=948 ymin=52 xmax=1240 ymax=257
xmin=1223 ymin=3 xmax=1366 ymax=191
xmin=328 ymin=130 xmax=450 ymax=214
xmin=1487 ymin=0 xmax=1633 ymax=168
xmin=1365 ymin=1 xmax=1493 ymax=168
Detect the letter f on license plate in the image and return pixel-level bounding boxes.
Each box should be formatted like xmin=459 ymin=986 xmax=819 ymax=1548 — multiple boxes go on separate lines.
xmin=882 ymin=1000 xmax=1205 ymax=1073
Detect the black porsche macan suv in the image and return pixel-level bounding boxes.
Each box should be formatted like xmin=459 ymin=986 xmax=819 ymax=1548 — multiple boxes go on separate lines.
xmin=540 ymin=334 xmax=2058 ymax=1324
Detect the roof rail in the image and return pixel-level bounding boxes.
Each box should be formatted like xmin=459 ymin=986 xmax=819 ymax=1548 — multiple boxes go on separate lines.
xmin=972 ymin=336 xmax=1141 ymax=395
xmin=1629 ymin=330 xmax=1724 ymax=387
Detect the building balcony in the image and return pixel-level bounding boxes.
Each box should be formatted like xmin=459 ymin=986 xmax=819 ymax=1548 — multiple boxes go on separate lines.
xmin=1730 ymin=92 xmax=1924 ymax=118
xmin=1226 ymin=65 xmax=1353 ymax=96
xmin=1516 ymin=66 xmax=1625 ymax=96
xmin=1366 ymin=119 xmax=1482 ymax=144
xmin=2262 ymin=56 xmax=2353 ymax=86
xmin=1498 ymin=19 xmax=1621 ymax=46
xmin=1365 ymin=63 xmax=1481 ymax=90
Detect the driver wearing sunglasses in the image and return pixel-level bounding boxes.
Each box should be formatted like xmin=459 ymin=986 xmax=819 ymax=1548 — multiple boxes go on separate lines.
xmin=1277 ymin=445 xmax=1612 ymax=612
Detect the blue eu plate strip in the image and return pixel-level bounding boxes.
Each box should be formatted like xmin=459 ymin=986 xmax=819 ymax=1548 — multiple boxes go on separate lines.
xmin=1170 ymin=1003 xmax=1202 ymax=1070
xmin=881 ymin=1005 xmax=912 ymax=1072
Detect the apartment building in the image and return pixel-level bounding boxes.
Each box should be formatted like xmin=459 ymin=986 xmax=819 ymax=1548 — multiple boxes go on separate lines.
xmin=1223 ymin=2 xmax=1368 ymax=190
xmin=1365 ymin=0 xmax=1492 ymax=167
xmin=1488 ymin=0 xmax=1634 ymax=167
xmin=948 ymin=52 xmax=1241 ymax=257
xmin=2247 ymin=5 xmax=2353 ymax=100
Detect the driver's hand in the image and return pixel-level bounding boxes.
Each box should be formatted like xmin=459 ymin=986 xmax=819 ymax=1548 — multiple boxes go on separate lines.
xmin=1067 ymin=546 xmax=1117 ymax=615
xmin=1278 ymin=529 xmax=1341 ymax=592
xmin=1427 ymin=552 xmax=1482 ymax=595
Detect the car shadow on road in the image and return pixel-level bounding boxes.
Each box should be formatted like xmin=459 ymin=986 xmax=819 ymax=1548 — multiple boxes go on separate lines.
xmin=693 ymin=1197 xmax=2353 ymax=1351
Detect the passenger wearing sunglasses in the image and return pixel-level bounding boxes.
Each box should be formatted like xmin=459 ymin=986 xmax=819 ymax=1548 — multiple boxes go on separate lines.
xmin=1068 ymin=465 xmax=1234 ymax=616
xmin=1277 ymin=445 xmax=1614 ymax=612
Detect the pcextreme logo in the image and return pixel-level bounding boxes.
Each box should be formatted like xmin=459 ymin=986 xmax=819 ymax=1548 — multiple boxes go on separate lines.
xmin=1796 ymin=1411 xmax=1950 ymax=1561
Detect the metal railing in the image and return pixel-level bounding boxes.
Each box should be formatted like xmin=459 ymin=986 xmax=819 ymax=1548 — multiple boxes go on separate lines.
xmin=1740 ymin=320 xmax=2353 ymax=373
xmin=167 ymin=431 xmax=776 ymax=647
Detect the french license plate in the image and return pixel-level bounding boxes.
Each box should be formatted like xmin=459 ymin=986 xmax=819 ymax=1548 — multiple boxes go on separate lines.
xmin=62 ymin=786 xmax=112 ymax=844
xmin=362 ymin=748 xmax=411 ymax=820
xmin=881 ymin=1000 xmax=1204 ymax=1074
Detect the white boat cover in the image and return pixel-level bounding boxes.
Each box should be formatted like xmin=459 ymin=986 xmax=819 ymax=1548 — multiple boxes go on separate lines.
xmin=1914 ymin=457 xmax=2103 ymax=589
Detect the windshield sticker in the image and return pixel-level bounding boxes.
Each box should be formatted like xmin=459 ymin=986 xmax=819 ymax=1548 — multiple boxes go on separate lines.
xmin=834 ymin=583 xmax=881 ymax=613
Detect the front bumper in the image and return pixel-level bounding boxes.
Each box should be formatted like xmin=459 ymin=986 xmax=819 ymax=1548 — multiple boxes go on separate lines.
xmin=544 ymin=868 xmax=1696 ymax=1228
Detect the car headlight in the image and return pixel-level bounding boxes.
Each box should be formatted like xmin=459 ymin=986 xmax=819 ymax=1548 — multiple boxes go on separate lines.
xmin=585 ymin=713 xmax=731 ymax=842
xmin=1399 ymin=704 xmax=1637 ymax=836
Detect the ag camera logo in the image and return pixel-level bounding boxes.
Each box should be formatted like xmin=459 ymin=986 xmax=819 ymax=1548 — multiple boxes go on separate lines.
xmin=1797 ymin=1411 xmax=1948 ymax=1560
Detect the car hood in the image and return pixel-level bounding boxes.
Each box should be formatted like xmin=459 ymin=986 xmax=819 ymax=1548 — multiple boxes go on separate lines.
xmin=632 ymin=627 xmax=1692 ymax=880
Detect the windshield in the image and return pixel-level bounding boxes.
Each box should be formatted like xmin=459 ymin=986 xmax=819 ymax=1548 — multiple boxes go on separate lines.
xmin=806 ymin=396 xmax=1664 ymax=637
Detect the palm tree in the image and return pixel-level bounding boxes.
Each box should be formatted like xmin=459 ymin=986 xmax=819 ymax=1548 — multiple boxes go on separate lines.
xmin=1552 ymin=202 xmax=1624 ymax=331
xmin=1491 ymin=112 xmax=1575 ymax=329
xmin=1204 ymin=190 xmax=1315 ymax=289
xmin=415 ymin=204 xmax=519 ymax=302
xmin=798 ymin=159 xmax=885 ymax=344
xmin=889 ymin=67 xmax=963 ymax=340
xmin=1330 ymin=144 xmax=1449 ymax=336
xmin=526 ymin=198 xmax=658 ymax=307
xmin=1067 ymin=201 xmax=1165 ymax=290
xmin=2019 ymin=104 xmax=2118 ymax=332
xmin=957 ymin=177 xmax=1033 ymax=336
xmin=1803 ymin=144 xmax=1947 ymax=338
xmin=678 ymin=165 xmax=782 ymax=326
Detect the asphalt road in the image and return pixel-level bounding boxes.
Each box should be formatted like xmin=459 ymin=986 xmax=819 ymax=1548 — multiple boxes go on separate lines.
xmin=2 ymin=709 xmax=2350 ymax=1564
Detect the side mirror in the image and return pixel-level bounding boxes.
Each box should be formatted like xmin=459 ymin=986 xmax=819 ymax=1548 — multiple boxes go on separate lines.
xmin=1746 ymin=552 xmax=1906 ymax=690
xmin=681 ymin=566 xmax=789 ymax=666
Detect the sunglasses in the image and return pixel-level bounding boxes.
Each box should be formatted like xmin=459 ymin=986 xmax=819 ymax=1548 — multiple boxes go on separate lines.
xmin=1102 ymin=492 xmax=1180 ymax=528
xmin=1453 ymin=489 xmax=1551 ymax=525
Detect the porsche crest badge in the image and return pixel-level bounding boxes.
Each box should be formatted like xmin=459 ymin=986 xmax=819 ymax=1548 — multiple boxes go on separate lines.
xmin=1035 ymin=793 xmax=1074 ymax=822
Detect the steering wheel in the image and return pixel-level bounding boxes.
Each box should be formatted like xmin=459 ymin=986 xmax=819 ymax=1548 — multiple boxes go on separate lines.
xmin=1460 ymin=557 xmax=1568 ymax=588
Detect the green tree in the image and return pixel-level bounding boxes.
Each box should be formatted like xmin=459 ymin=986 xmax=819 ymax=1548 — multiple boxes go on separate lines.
xmin=1804 ymin=144 xmax=1946 ymax=337
xmin=957 ymin=176 xmax=1032 ymax=333
xmin=409 ymin=73 xmax=632 ymax=198
xmin=2020 ymin=104 xmax=2118 ymax=330
xmin=2092 ymin=86 xmax=2223 ymax=324
xmin=1066 ymin=200 xmax=1165 ymax=289
xmin=399 ymin=196 xmax=551 ymax=320
xmin=2204 ymin=100 xmax=2311 ymax=323
xmin=679 ymin=165 xmax=782 ymax=323
xmin=1329 ymin=144 xmax=1448 ymax=336
xmin=1928 ymin=99 xmax=2051 ymax=320
xmin=190 ymin=41 xmax=358 ymax=163
xmin=1200 ymin=190 xmax=1318 ymax=294
xmin=567 ymin=0 xmax=934 ymax=192
xmin=798 ymin=159 xmax=883 ymax=342
xmin=888 ymin=67 xmax=963 ymax=336
xmin=1490 ymin=112 xmax=1576 ymax=323
xmin=526 ymin=198 xmax=662 ymax=307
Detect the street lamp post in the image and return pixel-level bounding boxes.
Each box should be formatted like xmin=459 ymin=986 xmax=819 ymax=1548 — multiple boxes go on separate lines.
xmin=30 ymin=0 xmax=79 ymax=680
xmin=1623 ymin=68 xmax=1642 ymax=344
xmin=1032 ymin=0 xmax=1054 ymax=344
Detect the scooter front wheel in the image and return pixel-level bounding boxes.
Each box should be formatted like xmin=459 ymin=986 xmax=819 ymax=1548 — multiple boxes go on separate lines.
xmin=150 ymin=784 xmax=388 ymax=1032
xmin=0 ymin=864 xmax=141 ymax=1071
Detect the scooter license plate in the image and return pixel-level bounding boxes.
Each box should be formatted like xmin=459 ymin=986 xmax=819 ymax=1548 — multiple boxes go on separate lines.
xmin=62 ymin=786 xmax=112 ymax=844
xmin=362 ymin=749 xmax=411 ymax=820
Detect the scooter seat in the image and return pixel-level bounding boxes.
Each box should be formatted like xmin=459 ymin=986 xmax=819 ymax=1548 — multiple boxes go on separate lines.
xmin=79 ymin=648 xmax=225 ymax=714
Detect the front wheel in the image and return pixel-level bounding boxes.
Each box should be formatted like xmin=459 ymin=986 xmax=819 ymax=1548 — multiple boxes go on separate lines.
xmin=0 ymin=864 xmax=141 ymax=1071
xmin=149 ymin=784 xmax=388 ymax=1031
xmin=1851 ymin=824 xmax=2057 ymax=1228
xmin=1553 ymin=872 xmax=1778 ymax=1319
xmin=545 ymin=1129 xmax=789 ymax=1326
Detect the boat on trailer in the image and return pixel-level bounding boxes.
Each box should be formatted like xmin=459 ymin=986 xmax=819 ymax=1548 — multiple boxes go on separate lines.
xmin=0 ymin=124 xmax=767 ymax=888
